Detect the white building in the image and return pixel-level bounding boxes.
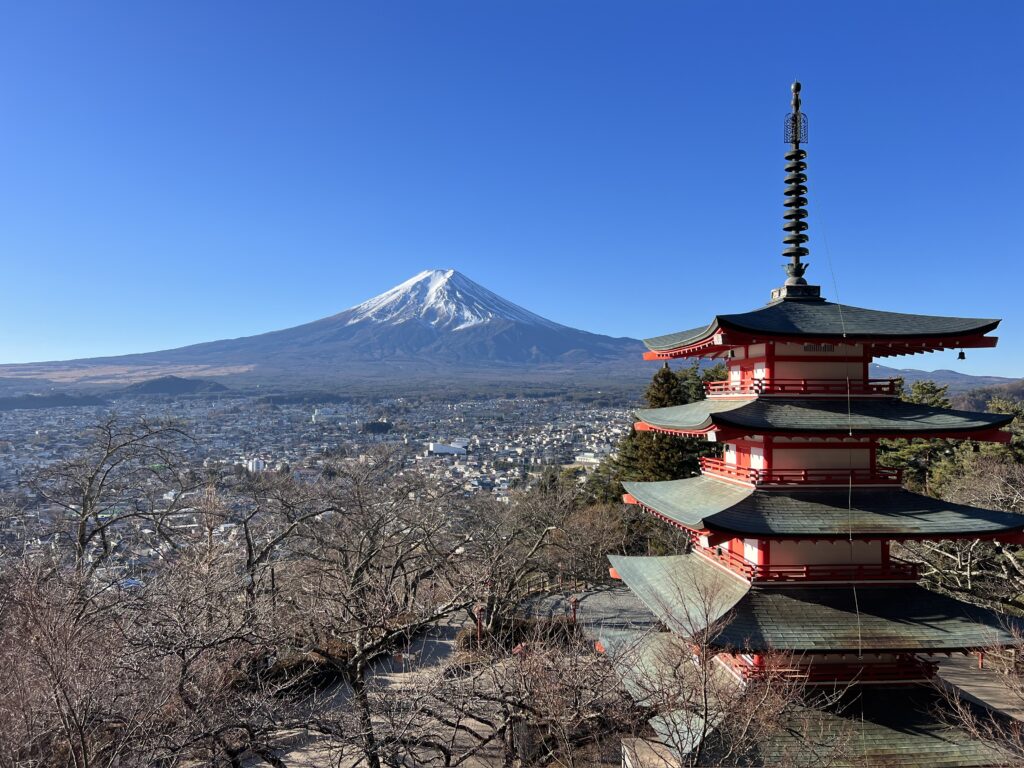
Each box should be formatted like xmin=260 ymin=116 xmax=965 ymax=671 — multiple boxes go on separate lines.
xmin=428 ymin=442 xmax=467 ymax=456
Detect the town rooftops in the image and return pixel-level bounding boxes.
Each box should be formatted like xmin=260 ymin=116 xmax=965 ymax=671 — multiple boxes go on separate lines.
xmin=608 ymin=553 xmax=1017 ymax=653
xmin=622 ymin=476 xmax=1024 ymax=539
xmin=643 ymin=299 xmax=999 ymax=358
xmin=635 ymin=397 xmax=1012 ymax=438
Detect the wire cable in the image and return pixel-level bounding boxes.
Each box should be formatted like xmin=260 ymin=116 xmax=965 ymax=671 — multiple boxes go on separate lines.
xmin=820 ymin=210 xmax=864 ymax=660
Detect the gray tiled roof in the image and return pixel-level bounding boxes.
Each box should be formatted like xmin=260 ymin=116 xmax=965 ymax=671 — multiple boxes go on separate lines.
xmin=623 ymin=476 xmax=1024 ymax=537
xmin=725 ymin=585 xmax=1013 ymax=652
xmin=644 ymin=299 xmax=999 ymax=351
xmin=635 ymin=397 xmax=1012 ymax=435
xmin=755 ymin=687 xmax=1015 ymax=767
xmin=623 ymin=476 xmax=751 ymax=530
xmin=609 ymin=553 xmax=1017 ymax=652
xmin=652 ymin=687 xmax=1013 ymax=766
xmin=608 ymin=553 xmax=748 ymax=636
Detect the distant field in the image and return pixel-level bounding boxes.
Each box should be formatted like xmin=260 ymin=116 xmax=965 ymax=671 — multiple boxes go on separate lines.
xmin=0 ymin=362 xmax=255 ymax=385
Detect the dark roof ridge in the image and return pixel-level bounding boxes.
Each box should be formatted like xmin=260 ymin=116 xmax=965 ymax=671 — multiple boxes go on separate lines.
xmin=644 ymin=300 xmax=1000 ymax=352
xmin=609 ymin=552 xmax=1020 ymax=653
xmin=635 ymin=397 xmax=1013 ymax=436
xmin=623 ymin=476 xmax=1024 ymax=537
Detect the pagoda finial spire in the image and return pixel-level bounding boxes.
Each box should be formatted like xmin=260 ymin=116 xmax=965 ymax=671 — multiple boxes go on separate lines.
xmin=771 ymin=81 xmax=820 ymax=302
xmin=783 ymin=81 xmax=809 ymax=285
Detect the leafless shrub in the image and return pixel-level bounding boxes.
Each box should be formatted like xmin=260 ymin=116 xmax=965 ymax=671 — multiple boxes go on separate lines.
xmin=0 ymin=561 xmax=164 ymax=767
xmin=615 ymin=566 xmax=851 ymax=767
xmin=899 ymin=457 xmax=1024 ymax=612
xmin=25 ymin=415 xmax=198 ymax=576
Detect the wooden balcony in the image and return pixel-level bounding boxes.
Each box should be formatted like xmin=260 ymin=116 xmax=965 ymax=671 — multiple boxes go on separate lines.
xmin=699 ymin=456 xmax=903 ymax=487
xmin=722 ymin=653 xmax=937 ymax=684
xmin=704 ymin=377 xmax=899 ymax=397
xmin=697 ymin=543 xmax=919 ymax=583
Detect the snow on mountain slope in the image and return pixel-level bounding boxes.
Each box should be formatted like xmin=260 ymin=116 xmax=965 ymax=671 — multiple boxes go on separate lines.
xmin=0 ymin=268 xmax=1011 ymax=391
xmin=0 ymin=268 xmax=646 ymax=384
xmin=341 ymin=269 xmax=566 ymax=331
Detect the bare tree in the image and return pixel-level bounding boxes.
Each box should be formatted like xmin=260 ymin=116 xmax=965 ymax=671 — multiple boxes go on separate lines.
xmin=122 ymin=542 xmax=321 ymax=767
xmin=547 ymin=502 xmax=632 ymax=586
xmin=219 ymin=470 xmax=337 ymax=615
xmin=899 ymin=457 xmax=1024 ymax=612
xmin=0 ymin=561 xmax=166 ymax=768
xmin=614 ymin=569 xmax=850 ymax=767
xmin=277 ymin=451 xmax=476 ymax=768
xmin=344 ymin=616 xmax=641 ymax=768
xmin=463 ymin=486 xmax=572 ymax=636
xmin=26 ymin=415 xmax=197 ymax=577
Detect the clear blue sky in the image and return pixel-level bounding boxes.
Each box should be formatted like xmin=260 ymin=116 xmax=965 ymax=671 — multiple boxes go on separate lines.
xmin=1 ymin=1 xmax=1022 ymax=375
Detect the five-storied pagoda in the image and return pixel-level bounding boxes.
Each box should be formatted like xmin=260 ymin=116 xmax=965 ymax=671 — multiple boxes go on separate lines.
xmin=610 ymin=83 xmax=1022 ymax=765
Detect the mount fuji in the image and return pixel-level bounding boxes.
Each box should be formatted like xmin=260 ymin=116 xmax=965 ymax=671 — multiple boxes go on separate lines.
xmin=342 ymin=269 xmax=567 ymax=333
xmin=0 ymin=269 xmax=645 ymax=389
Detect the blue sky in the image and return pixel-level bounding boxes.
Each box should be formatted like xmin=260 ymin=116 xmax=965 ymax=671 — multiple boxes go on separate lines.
xmin=1 ymin=1 xmax=1022 ymax=376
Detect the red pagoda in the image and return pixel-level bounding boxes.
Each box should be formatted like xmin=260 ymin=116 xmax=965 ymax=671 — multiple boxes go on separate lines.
xmin=609 ymin=83 xmax=1022 ymax=765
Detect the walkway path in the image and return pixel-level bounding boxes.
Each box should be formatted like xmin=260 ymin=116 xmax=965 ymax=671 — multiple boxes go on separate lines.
xmin=254 ymin=591 xmax=648 ymax=766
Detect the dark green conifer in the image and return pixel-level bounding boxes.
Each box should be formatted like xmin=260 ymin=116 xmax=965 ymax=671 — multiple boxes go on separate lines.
xmin=585 ymin=362 xmax=727 ymax=502
xmin=644 ymin=363 xmax=687 ymax=407
xmin=880 ymin=380 xmax=953 ymax=493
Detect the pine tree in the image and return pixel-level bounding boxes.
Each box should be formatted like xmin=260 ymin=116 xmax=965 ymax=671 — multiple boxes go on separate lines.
xmin=585 ymin=362 xmax=727 ymax=502
xmin=879 ymin=380 xmax=953 ymax=493
xmin=644 ymin=363 xmax=687 ymax=407
xmin=928 ymin=395 xmax=1024 ymax=496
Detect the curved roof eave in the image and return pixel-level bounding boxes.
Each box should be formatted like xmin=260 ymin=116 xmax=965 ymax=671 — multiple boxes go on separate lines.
xmin=643 ymin=301 xmax=1001 ymax=353
xmin=609 ymin=553 xmax=1019 ymax=653
xmin=635 ymin=398 xmax=1014 ymax=436
xmin=624 ymin=477 xmax=1024 ymax=538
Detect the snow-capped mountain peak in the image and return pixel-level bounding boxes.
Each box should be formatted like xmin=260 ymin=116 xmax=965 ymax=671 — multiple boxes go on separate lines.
xmin=343 ymin=269 xmax=566 ymax=331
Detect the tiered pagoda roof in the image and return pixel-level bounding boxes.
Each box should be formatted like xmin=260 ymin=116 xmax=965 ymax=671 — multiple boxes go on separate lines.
xmin=635 ymin=398 xmax=1012 ymax=438
xmin=643 ymin=301 xmax=1000 ymax=359
xmin=610 ymin=553 xmax=1018 ymax=653
xmin=622 ymin=477 xmax=1024 ymax=539
xmin=609 ymin=631 xmax=1013 ymax=766
xmin=648 ymin=687 xmax=1013 ymax=767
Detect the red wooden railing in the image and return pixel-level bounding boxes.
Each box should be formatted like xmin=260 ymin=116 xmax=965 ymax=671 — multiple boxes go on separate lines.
xmin=696 ymin=542 xmax=919 ymax=583
xmin=699 ymin=457 xmax=902 ymax=486
xmin=722 ymin=654 xmax=937 ymax=683
xmin=704 ymin=378 xmax=898 ymax=397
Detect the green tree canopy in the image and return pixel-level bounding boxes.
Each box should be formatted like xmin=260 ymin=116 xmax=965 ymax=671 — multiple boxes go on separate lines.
xmin=586 ymin=362 xmax=725 ymax=502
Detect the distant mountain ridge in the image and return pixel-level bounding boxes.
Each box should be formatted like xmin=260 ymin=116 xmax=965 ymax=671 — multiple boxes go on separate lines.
xmin=953 ymin=379 xmax=1024 ymax=410
xmin=0 ymin=270 xmax=644 ymax=387
xmin=869 ymin=364 xmax=1016 ymax=393
xmin=145 ymin=269 xmax=640 ymax=367
xmin=0 ymin=269 xmax=1014 ymax=394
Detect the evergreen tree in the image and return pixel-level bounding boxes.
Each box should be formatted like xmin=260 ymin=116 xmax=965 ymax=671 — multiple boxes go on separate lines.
xmin=881 ymin=380 xmax=1024 ymax=496
xmin=880 ymin=380 xmax=955 ymax=493
xmin=907 ymin=380 xmax=952 ymax=408
xmin=927 ymin=395 xmax=1024 ymax=496
xmin=981 ymin=396 xmax=1024 ymax=461
xmin=678 ymin=359 xmax=725 ymax=401
xmin=644 ymin=362 xmax=687 ymax=407
xmin=585 ymin=362 xmax=726 ymax=502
